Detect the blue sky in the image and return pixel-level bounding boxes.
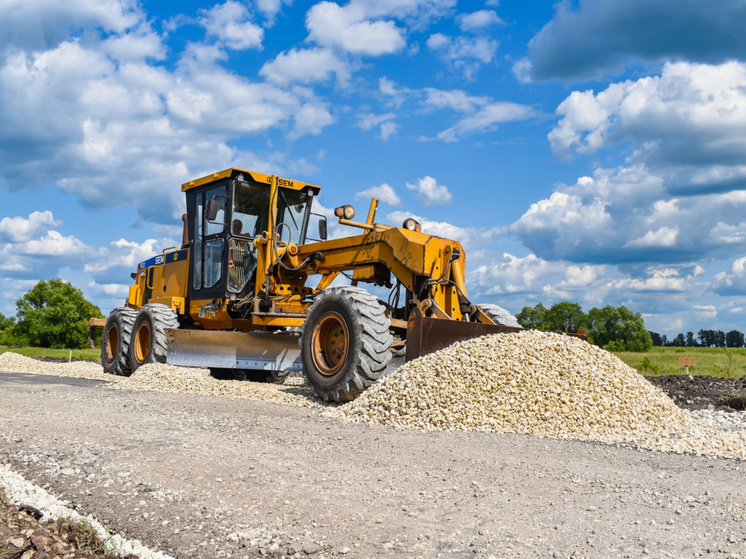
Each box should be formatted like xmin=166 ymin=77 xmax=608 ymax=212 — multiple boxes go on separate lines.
xmin=2 ymin=0 xmax=746 ymax=337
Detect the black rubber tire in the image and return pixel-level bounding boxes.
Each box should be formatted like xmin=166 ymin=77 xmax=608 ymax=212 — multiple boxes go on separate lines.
xmin=244 ymin=369 xmax=291 ymax=384
xmin=479 ymin=304 xmax=520 ymax=328
xmin=209 ymin=369 xmax=290 ymax=384
xmin=301 ymin=286 xmax=393 ymax=402
xmin=101 ymin=308 xmax=138 ymax=376
xmin=209 ymin=368 xmax=241 ymax=380
xmin=128 ymin=304 xmax=179 ymax=373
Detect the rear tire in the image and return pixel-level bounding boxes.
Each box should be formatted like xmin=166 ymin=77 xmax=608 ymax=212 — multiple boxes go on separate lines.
xmin=101 ymin=308 xmax=137 ymax=376
xmin=129 ymin=304 xmax=179 ymax=373
xmin=301 ymin=286 xmax=392 ymax=402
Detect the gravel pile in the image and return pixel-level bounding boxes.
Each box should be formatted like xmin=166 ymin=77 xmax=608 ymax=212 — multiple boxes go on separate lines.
xmin=340 ymin=330 xmax=746 ymax=460
xmin=113 ymin=363 xmax=324 ymax=408
xmin=0 ymin=352 xmax=116 ymax=381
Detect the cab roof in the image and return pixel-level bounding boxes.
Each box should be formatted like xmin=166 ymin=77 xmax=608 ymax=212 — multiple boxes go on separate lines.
xmin=181 ymin=168 xmax=321 ymax=194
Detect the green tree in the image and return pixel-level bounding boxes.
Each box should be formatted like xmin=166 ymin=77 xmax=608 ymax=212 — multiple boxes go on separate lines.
xmin=585 ymin=305 xmax=619 ymax=347
xmin=585 ymin=305 xmax=651 ymax=352
xmin=0 ymin=311 xmax=14 ymax=345
xmin=3 ymin=279 xmax=103 ymax=349
xmin=516 ymin=303 xmax=548 ymax=329
xmin=726 ymin=329 xmax=745 ymax=348
xmin=0 ymin=311 xmax=13 ymax=332
xmin=545 ymin=301 xmax=586 ymax=333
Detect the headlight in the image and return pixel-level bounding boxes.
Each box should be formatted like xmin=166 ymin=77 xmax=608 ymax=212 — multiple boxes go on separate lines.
xmin=402 ymin=218 xmax=421 ymax=232
xmin=334 ymin=205 xmax=356 ymax=220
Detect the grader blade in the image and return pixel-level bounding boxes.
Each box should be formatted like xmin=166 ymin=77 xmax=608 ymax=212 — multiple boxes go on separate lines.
xmin=405 ymin=306 xmax=522 ymax=362
xmin=166 ymin=329 xmax=303 ymax=371
xmin=405 ymin=307 xmax=589 ymax=362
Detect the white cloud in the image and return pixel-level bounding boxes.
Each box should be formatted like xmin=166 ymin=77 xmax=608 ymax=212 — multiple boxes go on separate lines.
xmin=0 ymin=211 xmax=61 ymax=243
xmin=525 ymin=61 xmax=746 ymax=267
xmin=199 ymin=2 xmax=264 ymax=51
xmin=378 ymin=120 xmax=398 ymax=141
xmin=406 ymin=176 xmax=452 ymax=206
xmin=421 ymin=88 xmax=489 ymax=113
xmin=260 ymin=48 xmax=350 ymax=85
xmin=87 ymin=281 xmax=131 ymax=297
xmin=355 ymin=183 xmax=401 ymax=206
xmin=0 ymin=15 xmax=334 ymax=225
xmin=624 ymin=227 xmax=679 ymax=248
xmin=457 ymin=10 xmax=503 ymax=31
xmin=426 ymin=33 xmax=498 ymax=78
xmin=435 ymin=101 xmax=535 ymax=142
xmin=418 ymin=87 xmax=535 ymax=141
xmin=470 ymin=253 xmax=555 ymax=296
xmin=101 ymin=24 xmax=166 ymax=62
xmin=18 ymin=231 xmax=88 ymax=257
xmin=255 ymin=0 xmax=292 ymax=24
xmin=0 ymin=0 xmax=141 ymax=51
xmin=549 ymin=62 xmax=746 ymax=181
xmin=511 ymin=58 xmax=532 ymax=84
xmin=694 ymin=304 xmax=718 ymax=319
xmin=610 ymin=275 xmax=688 ymax=293
xmin=305 ymin=0 xmax=456 ymax=56
xmin=379 ymin=77 xmax=411 ymax=108
xmin=306 ymin=1 xmax=406 ymax=56
xmin=84 ymin=238 xmax=162 ymax=274
xmin=356 ymin=112 xmax=398 ymax=140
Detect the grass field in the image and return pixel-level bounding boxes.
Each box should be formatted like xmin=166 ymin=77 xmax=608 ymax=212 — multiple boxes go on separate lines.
xmin=2 ymin=344 xmax=745 ymax=379
xmin=614 ymin=346 xmax=746 ymax=378
xmin=0 ymin=346 xmax=101 ymax=362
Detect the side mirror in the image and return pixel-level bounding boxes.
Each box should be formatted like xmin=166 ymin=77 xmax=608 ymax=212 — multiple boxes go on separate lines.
xmin=206 ymin=197 xmax=221 ymax=222
xmin=318 ymin=217 xmax=328 ymax=241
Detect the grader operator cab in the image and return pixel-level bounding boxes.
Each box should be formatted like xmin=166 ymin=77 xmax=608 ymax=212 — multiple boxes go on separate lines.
xmin=99 ymin=168 xmax=522 ymax=401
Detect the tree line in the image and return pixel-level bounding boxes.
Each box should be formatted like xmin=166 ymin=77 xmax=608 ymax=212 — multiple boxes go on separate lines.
xmin=649 ymin=330 xmax=746 ymax=348
xmin=516 ymin=302 xmax=652 ymax=352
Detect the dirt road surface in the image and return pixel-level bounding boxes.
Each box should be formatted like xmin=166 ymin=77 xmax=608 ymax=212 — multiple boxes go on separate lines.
xmin=1 ymin=371 xmax=745 ymax=558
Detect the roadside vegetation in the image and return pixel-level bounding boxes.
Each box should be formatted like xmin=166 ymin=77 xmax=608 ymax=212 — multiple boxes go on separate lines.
xmin=615 ymin=346 xmax=746 ymax=378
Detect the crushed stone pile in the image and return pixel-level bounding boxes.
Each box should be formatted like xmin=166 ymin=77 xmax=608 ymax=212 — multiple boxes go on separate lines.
xmin=0 ymin=352 xmax=114 ymax=381
xmin=114 ymin=363 xmax=323 ymax=408
xmin=340 ymin=330 xmax=746 ymax=460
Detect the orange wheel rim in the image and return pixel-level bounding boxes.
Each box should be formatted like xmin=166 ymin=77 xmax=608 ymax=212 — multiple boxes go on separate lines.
xmin=311 ymin=312 xmax=349 ymax=376
xmin=134 ymin=322 xmax=151 ymax=364
xmin=105 ymin=325 xmax=118 ymax=362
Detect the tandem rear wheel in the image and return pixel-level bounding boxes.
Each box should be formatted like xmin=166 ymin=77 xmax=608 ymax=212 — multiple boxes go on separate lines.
xmin=101 ymin=307 xmax=138 ymax=376
xmin=128 ymin=304 xmax=180 ymax=373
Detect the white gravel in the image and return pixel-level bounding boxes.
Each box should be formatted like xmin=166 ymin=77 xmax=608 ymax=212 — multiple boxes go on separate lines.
xmin=0 ymin=352 xmax=118 ymax=381
xmin=0 ymin=463 xmax=174 ymax=559
xmin=339 ymin=330 xmax=746 ymax=460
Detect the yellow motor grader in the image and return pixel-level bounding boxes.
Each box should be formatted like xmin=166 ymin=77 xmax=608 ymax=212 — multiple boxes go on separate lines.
xmin=98 ymin=168 xmax=522 ymax=401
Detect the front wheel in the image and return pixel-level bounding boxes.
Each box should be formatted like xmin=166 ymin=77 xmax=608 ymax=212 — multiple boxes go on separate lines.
xmin=128 ymin=304 xmax=179 ymax=373
xmin=301 ymin=286 xmax=393 ymax=402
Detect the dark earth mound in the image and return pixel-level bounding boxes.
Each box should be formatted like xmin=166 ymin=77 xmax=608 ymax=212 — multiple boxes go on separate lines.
xmin=646 ymin=374 xmax=746 ymax=411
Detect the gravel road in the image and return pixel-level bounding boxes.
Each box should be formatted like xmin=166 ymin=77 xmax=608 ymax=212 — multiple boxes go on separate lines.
xmin=1 ymin=370 xmax=745 ymax=558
